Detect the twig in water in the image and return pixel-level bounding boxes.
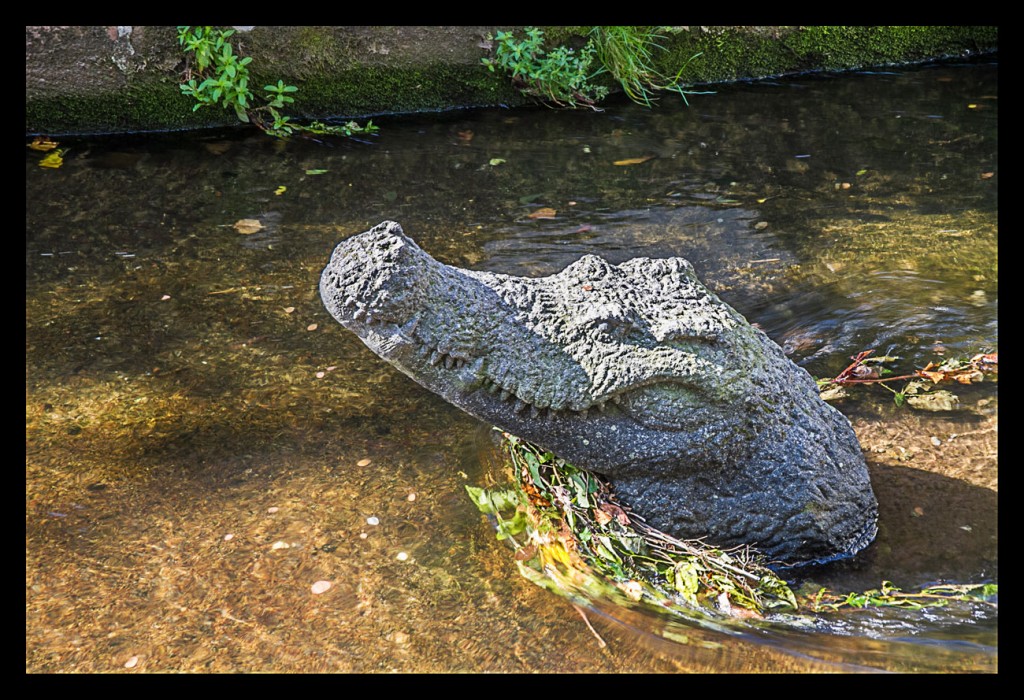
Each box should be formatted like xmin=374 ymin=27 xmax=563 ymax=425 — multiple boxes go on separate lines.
xmin=572 ymin=604 xmax=607 ymax=649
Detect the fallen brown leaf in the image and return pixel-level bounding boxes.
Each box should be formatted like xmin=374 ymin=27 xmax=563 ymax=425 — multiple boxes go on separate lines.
xmin=204 ymin=142 xmax=232 ymax=156
xmin=28 ymin=137 xmax=59 ymax=152
xmin=598 ymin=502 xmax=630 ymax=526
xmin=233 ymin=219 xmax=263 ymax=234
xmin=613 ymin=155 xmax=655 ymax=166
xmin=954 ymin=370 xmax=984 ymax=384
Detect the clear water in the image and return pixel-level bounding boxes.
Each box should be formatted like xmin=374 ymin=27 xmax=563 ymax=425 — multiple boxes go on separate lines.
xmin=26 ymin=60 xmax=996 ymax=672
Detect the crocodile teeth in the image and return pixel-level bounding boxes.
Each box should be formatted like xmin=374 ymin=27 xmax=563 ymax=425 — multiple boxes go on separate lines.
xmin=514 ymin=399 xmax=528 ymax=414
xmin=500 ymin=389 xmax=512 ymax=402
xmin=529 ymin=405 xmax=540 ymax=419
xmin=546 ymin=409 xmax=557 ymax=421
xmin=610 ymin=395 xmax=622 ymax=405
xmin=596 ymin=401 xmax=607 ymax=413
xmin=486 ymin=382 xmax=501 ymax=394
xmin=430 ymin=350 xmax=443 ymax=366
xmin=492 ymin=364 xmax=510 ymax=387
xmin=353 ymin=308 xmax=366 ymax=321
xmin=444 ymin=354 xmax=455 ymax=370
xmin=579 ymin=408 xmax=589 ymax=419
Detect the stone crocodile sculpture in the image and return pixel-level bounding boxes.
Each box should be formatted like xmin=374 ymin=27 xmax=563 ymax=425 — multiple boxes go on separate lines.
xmin=320 ymin=221 xmax=878 ymax=567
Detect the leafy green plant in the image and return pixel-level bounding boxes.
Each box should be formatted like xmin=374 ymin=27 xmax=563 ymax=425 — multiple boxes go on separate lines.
xmin=178 ymin=27 xmax=253 ymax=123
xmin=589 ymin=26 xmax=712 ymax=107
xmin=482 ymin=26 xmax=711 ymax=110
xmin=177 ymin=25 xmax=219 ymax=74
xmin=177 ymin=26 xmax=378 ymax=139
xmin=482 ymin=27 xmax=608 ymax=109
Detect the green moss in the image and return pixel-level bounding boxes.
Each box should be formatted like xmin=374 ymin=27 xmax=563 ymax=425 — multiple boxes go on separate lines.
xmin=535 ymin=25 xmax=591 ymax=45
xmin=280 ymin=64 xmax=527 ymax=117
xmin=26 ymin=62 xmax=525 ymax=135
xmin=291 ymin=26 xmax=344 ymax=71
xmin=26 ymin=79 xmax=219 ymax=134
xmin=493 ymin=26 xmax=996 ymax=100
xmin=651 ymin=26 xmax=997 ymax=87
xmin=780 ymin=26 xmax=996 ymax=71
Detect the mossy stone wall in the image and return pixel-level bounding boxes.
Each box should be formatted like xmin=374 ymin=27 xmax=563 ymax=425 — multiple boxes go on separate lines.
xmin=25 ymin=26 xmax=997 ymax=136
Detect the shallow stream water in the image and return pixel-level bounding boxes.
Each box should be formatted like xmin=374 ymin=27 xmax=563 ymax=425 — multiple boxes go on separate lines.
xmin=26 ymin=60 xmax=996 ymax=672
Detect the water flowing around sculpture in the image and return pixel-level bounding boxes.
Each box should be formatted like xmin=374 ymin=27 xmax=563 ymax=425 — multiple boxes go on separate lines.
xmin=320 ymin=221 xmax=878 ymax=567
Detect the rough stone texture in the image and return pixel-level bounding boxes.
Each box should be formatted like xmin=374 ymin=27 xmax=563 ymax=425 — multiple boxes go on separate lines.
xmin=26 ymin=26 xmax=158 ymax=101
xmin=320 ymin=221 xmax=879 ymax=567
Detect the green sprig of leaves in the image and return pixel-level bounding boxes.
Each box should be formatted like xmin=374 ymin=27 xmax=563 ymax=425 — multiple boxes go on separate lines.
xmin=177 ymin=27 xmax=378 ymax=140
xmin=468 ymin=432 xmax=997 ymax=621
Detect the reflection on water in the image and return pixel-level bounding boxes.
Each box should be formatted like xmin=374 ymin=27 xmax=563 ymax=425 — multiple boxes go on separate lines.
xmin=26 ymin=60 xmax=996 ymax=672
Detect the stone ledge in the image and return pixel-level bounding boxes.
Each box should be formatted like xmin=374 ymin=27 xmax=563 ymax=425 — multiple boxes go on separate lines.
xmin=26 ymin=26 xmax=997 ymax=135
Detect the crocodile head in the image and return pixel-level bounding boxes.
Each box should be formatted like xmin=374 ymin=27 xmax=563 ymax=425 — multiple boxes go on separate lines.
xmin=319 ymin=221 xmax=765 ymax=469
xmin=320 ymin=221 xmax=878 ymax=566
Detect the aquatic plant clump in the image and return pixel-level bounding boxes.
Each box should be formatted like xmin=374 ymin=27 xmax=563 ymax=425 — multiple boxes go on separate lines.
xmin=467 ymin=433 xmax=998 ymax=621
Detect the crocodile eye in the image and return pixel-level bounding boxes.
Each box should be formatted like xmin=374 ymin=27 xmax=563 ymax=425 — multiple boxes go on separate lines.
xmin=593 ymin=316 xmax=651 ymax=346
xmin=621 ymin=326 xmax=652 ymax=345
